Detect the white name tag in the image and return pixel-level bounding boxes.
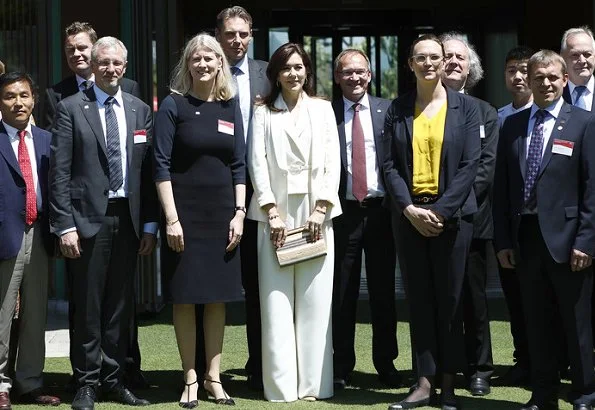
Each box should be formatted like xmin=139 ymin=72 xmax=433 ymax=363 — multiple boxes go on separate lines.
xmin=133 ymin=130 xmax=147 ymax=144
xmin=552 ymin=139 xmax=574 ymax=156
xmin=480 ymin=125 xmax=485 ymax=139
xmin=218 ymin=119 xmax=234 ymax=135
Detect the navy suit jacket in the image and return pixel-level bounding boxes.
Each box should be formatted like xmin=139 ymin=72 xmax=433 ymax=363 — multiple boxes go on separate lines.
xmin=44 ymin=76 xmax=141 ymax=131
xmin=332 ymin=94 xmax=391 ymax=208
xmin=0 ymin=123 xmax=52 ymax=259
xmin=382 ymin=86 xmax=481 ymax=220
xmin=493 ymin=101 xmax=595 ymax=263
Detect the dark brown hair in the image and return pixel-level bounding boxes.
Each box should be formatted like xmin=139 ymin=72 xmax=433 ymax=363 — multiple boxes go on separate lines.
xmin=408 ymin=33 xmax=444 ymax=59
xmin=216 ymin=6 xmax=253 ymax=31
xmin=262 ymin=42 xmax=315 ymax=111
xmin=64 ymin=21 xmax=98 ymax=43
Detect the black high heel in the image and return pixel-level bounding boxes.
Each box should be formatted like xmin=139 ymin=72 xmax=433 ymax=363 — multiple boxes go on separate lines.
xmin=203 ymin=378 xmax=235 ymax=406
xmin=179 ymin=380 xmax=199 ymax=409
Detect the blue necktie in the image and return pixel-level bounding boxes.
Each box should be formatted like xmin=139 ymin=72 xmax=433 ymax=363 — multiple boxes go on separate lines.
xmin=105 ymin=96 xmax=123 ymax=191
xmin=231 ymin=66 xmax=241 ymax=89
xmin=574 ymin=85 xmax=587 ymax=110
xmin=524 ymin=109 xmax=547 ymax=209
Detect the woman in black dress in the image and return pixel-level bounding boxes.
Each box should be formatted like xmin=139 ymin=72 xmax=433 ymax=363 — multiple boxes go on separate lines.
xmin=153 ymin=33 xmax=246 ymax=408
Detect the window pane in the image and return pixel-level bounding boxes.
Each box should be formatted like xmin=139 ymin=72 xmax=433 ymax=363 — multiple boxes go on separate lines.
xmin=380 ymin=36 xmax=398 ymax=99
xmin=314 ymin=37 xmax=333 ymax=98
xmin=269 ymin=27 xmax=289 ymax=58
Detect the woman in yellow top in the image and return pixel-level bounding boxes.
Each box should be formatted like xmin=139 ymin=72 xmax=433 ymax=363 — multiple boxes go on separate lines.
xmin=382 ymin=34 xmax=480 ymax=410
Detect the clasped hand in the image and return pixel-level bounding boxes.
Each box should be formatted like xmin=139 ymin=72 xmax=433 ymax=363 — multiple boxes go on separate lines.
xmin=306 ymin=209 xmax=325 ymax=241
xmin=404 ymin=205 xmax=444 ymax=237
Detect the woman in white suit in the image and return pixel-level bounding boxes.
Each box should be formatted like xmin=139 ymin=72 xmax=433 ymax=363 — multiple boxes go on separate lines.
xmin=247 ymin=42 xmax=341 ymax=402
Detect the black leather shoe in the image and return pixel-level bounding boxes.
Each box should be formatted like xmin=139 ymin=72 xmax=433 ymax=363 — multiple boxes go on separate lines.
xmin=519 ymin=399 xmax=559 ymax=410
xmin=247 ymin=374 xmax=263 ymax=391
xmin=104 ymin=386 xmax=150 ymax=406
xmin=333 ymin=377 xmax=348 ymax=390
xmin=123 ymin=369 xmax=150 ymax=390
xmin=469 ymin=377 xmax=490 ymax=396
xmin=573 ymin=404 xmax=592 ymax=410
xmin=72 ymin=386 xmax=97 ymax=410
xmin=379 ymin=370 xmax=403 ymax=388
xmin=388 ymin=396 xmax=431 ymax=409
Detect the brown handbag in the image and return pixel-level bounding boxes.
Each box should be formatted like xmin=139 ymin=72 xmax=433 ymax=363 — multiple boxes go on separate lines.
xmin=275 ymin=226 xmax=327 ymax=267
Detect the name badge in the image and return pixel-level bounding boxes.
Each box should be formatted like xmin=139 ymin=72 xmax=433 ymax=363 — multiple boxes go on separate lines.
xmin=480 ymin=125 xmax=485 ymax=139
xmin=218 ymin=119 xmax=235 ymax=135
xmin=552 ymin=139 xmax=574 ymax=156
xmin=133 ymin=129 xmax=147 ymax=144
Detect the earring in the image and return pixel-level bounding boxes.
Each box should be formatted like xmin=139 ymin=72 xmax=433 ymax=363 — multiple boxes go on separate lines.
xmin=276 ymin=80 xmax=280 ymax=87
xmin=304 ymin=77 xmax=308 ymax=85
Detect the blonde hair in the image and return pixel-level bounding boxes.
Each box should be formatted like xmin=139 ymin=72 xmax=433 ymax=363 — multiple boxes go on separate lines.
xmin=169 ymin=33 xmax=235 ymax=101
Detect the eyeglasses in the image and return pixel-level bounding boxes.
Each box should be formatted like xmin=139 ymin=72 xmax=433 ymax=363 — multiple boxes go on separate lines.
xmin=410 ymin=54 xmax=443 ymax=65
xmin=338 ymin=69 xmax=369 ymax=78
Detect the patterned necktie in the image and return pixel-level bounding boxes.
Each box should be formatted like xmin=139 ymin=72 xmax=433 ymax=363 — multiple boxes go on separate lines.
xmin=574 ymin=85 xmax=587 ymax=110
xmin=231 ymin=66 xmax=241 ymax=90
xmin=104 ymin=96 xmax=123 ymax=191
xmin=524 ymin=109 xmax=547 ymax=208
xmin=17 ymin=130 xmax=37 ymax=225
xmin=351 ymin=103 xmax=367 ymax=202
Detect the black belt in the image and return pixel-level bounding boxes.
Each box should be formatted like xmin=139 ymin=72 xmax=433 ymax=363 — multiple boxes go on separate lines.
xmin=106 ymin=197 xmax=128 ymax=216
xmin=347 ymin=197 xmax=383 ymax=208
xmin=411 ymin=195 xmax=438 ymax=205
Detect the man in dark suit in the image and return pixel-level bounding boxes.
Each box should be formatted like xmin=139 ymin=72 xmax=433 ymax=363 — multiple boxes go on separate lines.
xmin=494 ymin=49 xmax=595 ymax=410
xmin=0 ymin=72 xmax=60 ymax=409
xmin=205 ymin=5 xmax=269 ymax=391
xmin=49 ymin=37 xmax=157 ymax=410
xmin=440 ymin=32 xmax=498 ymax=396
xmin=330 ymin=49 xmax=399 ymax=390
xmin=44 ymin=22 xmax=141 ymax=131
xmin=43 ymin=21 xmax=147 ymax=390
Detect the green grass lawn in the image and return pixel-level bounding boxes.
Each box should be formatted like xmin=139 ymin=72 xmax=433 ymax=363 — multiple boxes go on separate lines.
xmin=22 ymin=301 xmax=578 ymax=409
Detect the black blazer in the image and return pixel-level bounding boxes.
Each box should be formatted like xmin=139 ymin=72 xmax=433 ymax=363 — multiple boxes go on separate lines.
xmin=49 ymin=87 xmax=158 ymax=239
xmin=469 ymin=96 xmax=499 ymax=239
xmin=248 ymin=58 xmax=270 ymax=109
xmin=332 ymin=94 xmax=391 ymax=208
xmin=382 ymin=86 xmax=481 ymax=220
xmin=493 ymin=101 xmax=595 ymax=263
xmin=44 ymin=76 xmax=141 ymax=130
xmin=0 ymin=124 xmax=53 ymax=259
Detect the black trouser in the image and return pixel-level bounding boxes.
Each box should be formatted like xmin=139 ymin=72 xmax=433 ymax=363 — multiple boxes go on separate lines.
xmin=517 ymin=216 xmax=594 ymax=403
xmin=68 ymin=199 xmax=139 ymax=389
xmin=396 ymin=214 xmax=472 ymax=376
xmin=463 ymin=238 xmax=494 ymax=380
xmin=332 ymin=200 xmax=398 ymax=378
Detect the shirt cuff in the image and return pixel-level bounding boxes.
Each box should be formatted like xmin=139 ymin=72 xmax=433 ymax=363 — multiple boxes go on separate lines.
xmin=143 ymin=222 xmax=158 ymax=235
xmin=57 ymin=227 xmax=77 ymax=236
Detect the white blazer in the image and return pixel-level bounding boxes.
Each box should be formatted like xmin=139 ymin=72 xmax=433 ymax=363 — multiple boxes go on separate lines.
xmin=247 ymin=93 xmax=342 ymax=223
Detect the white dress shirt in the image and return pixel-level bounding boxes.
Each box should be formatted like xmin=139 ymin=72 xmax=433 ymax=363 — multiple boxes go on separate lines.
xmin=342 ymin=93 xmax=384 ymax=200
xmin=232 ymin=55 xmax=251 ymax=141
xmin=94 ymin=85 xmax=129 ymax=199
xmin=3 ymin=120 xmax=41 ymax=208
xmin=525 ymin=98 xmax=564 ymax=159
xmin=498 ymin=100 xmax=533 ymax=127
xmin=568 ymin=76 xmax=594 ymax=111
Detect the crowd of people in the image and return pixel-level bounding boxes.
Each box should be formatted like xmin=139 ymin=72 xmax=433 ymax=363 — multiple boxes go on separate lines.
xmin=1 ymin=4 xmax=595 ymax=410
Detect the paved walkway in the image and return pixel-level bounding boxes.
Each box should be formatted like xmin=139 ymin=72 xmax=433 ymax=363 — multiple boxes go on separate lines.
xmin=45 ymin=299 xmax=69 ymax=358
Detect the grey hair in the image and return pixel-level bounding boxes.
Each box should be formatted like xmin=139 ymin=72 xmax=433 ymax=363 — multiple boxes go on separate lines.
xmin=91 ymin=36 xmax=128 ymax=62
xmin=560 ymin=26 xmax=595 ymax=53
xmin=527 ymin=49 xmax=567 ymax=77
xmin=169 ymin=32 xmax=235 ymax=101
xmin=334 ymin=48 xmax=371 ymax=72
xmin=439 ymin=31 xmax=484 ymax=90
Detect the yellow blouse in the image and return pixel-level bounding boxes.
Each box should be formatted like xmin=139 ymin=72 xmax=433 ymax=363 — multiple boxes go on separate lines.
xmin=412 ymin=102 xmax=447 ymax=195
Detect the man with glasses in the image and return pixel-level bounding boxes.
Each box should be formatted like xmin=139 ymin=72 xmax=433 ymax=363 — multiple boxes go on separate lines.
xmin=50 ymin=37 xmax=157 ymax=410
xmin=331 ymin=48 xmax=400 ymax=390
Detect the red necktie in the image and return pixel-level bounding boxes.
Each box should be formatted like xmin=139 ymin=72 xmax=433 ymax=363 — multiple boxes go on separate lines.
xmin=18 ymin=130 xmax=37 ymax=225
xmin=351 ymin=103 xmax=367 ymax=202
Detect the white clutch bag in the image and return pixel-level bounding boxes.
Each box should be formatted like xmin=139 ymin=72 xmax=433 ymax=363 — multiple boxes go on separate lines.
xmin=275 ymin=226 xmax=327 ymax=267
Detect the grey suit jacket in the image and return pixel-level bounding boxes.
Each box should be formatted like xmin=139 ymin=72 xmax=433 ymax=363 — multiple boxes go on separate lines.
xmin=44 ymin=76 xmax=141 ymax=131
xmin=49 ymin=87 xmax=158 ymax=239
